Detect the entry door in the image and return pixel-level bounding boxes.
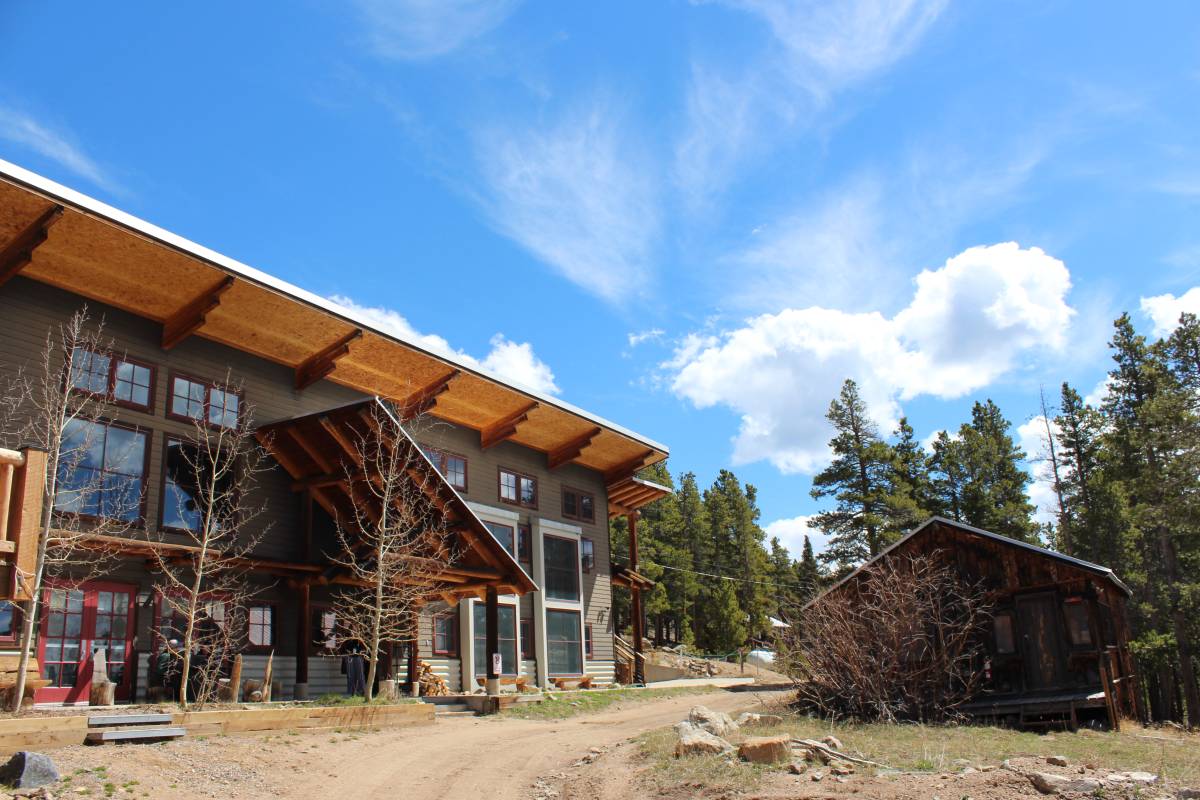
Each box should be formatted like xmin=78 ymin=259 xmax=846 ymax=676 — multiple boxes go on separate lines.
xmin=36 ymin=583 xmax=135 ymax=704
xmin=1015 ymin=592 xmax=1067 ymax=692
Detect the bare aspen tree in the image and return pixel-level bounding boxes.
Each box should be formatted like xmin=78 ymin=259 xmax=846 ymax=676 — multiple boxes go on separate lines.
xmin=150 ymin=374 xmax=269 ymax=709
xmin=6 ymin=309 xmax=140 ymax=712
xmin=330 ymin=401 xmax=461 ymax=702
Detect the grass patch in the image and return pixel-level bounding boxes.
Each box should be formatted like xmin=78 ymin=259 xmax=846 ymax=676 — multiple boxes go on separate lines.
xmin=637 ymin=726 xmax=772 ymax=795
xmin=312 ymin=693 xmax=418 ymax=707
xmin=501 ymin=686 xmax=722 ymax=720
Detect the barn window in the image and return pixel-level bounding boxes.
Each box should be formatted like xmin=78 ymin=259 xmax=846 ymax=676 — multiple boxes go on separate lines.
xmin=993 ymin=613 xmax=1016 ymax=654
xmin=1063 ymin=599 xmax=1093 ymax=647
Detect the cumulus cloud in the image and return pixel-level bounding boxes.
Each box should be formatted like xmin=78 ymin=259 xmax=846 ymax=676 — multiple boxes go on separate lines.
xmin=0 ymin=105 xmax=112 ymax=189
xmin=474 ymin=99 xmax=660 ymax=303
xmin=330 ymin=294 xmax=560 ymax=395
xmin=667 ymin=243 xmax=1075 ymax=472
xmin=1140 ymin=287 xmax=1200 ymax=338
xmin=353 ymin=0 xmax=520 ymax=60
xmin=765 ymin=514 xmax=831 ymax=558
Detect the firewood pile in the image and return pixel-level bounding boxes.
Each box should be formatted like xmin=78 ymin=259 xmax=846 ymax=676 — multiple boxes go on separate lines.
xmin=417 ymin=661 xmax=450 ymax=696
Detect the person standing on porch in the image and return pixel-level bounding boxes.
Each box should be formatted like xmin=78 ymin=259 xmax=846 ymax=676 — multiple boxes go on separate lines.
xmin=341 ymin=639 xmax=366 ymax=696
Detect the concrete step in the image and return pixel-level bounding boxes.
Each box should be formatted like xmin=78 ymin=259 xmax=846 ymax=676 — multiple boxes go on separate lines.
xmin=88 ymin=713 xmax=173 ymax=727
xmin=85 ymin=726 xmax=187 ymax=744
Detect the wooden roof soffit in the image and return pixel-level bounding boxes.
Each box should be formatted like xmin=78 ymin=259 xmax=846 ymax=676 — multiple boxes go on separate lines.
xmin=295 ymin=328 xmax=362 ymax=391
xmin=604 ymin=449 xmax=657 ymax=489
xmin=547 ymin=426 xmax=601 ymax=470
xmin=0 ymin=204 xmax=63 ymax=289
xmin=161 ymin=274 xmax=235 ymax=350
xmin=398 ymin=369 xmax=460 ymax=420
xmin=480 ymin=401 xmax=539 ymax=450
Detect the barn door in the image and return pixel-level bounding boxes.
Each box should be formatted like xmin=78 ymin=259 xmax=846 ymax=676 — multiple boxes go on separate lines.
xmin=1016 ymin=592 xmax=1067 ymax=691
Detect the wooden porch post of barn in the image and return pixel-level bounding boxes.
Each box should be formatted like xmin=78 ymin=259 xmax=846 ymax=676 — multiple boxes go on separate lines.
xmin=629 ymin=511 xmax=645 ymax=686
xmin=407 ymin=608 xmax=420 ymax=697
xmin=485 ymin=586 xmax=500 ymax=696
xmin=294 ymin=582 xmax=310 ymax=700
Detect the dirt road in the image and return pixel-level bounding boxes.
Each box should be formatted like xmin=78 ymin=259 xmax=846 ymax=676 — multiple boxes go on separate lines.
xmin=50 ymin=688 xmax=783 ymax=800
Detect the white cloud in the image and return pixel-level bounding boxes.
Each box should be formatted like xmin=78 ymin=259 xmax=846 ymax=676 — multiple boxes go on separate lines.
xmin=330 ymin=294 xmax=560 ymax=395
xmin=352 ymin=0 xmax=519 ymax=60
xmin=627 ymin=329 xmax=666 ymax=348
xmin=667 ymin=243 xmax=1075 ymax=473
xmin=1083 ymin=376 xmax=1111 ymax=408
xmin=0 ymin=105 xmax=111 ymax=189
xmin=1017 ymin=415 xmax=1061 ymax=525
xmin=474 ymin=99 xmax=660 ymax=303
xmin=765 ymin=514 xmax=831 ymax=558
xmin=1140 ymin=287 xmax=1200 ymax=338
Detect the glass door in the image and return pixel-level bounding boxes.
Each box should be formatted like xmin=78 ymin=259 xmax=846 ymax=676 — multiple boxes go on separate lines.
xmin=38 ymin=588 xmax=86 ymax=703
xmin=36 ymin=583 xmax=136 ymax=704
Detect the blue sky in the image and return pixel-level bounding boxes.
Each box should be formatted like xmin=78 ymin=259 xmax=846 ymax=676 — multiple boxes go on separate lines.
xmin=2 ymin=1 xmax=1199 ymax=559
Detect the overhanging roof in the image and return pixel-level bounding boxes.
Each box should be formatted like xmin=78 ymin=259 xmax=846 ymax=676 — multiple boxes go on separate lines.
xmin=607 ymin=476 xmax=673 ymax=518
xmin=0 ymin=159 xmax=668 ymax=481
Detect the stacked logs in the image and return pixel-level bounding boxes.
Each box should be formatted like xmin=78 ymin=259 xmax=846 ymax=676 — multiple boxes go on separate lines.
xmin=417 ymin=661 xmax=450 ymax=696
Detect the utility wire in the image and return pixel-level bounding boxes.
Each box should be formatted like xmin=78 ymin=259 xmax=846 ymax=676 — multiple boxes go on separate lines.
xmin=645 ymin=560 xmax=817 ymax=592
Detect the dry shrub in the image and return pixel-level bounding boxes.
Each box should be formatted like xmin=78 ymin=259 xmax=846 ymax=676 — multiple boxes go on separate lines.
xmin=779 ymin=552 xmax=991 ymax=723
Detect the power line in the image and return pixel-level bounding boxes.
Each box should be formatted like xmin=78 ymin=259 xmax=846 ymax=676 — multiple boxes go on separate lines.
xmin=645 ymin=560 xmax=817 ymax=592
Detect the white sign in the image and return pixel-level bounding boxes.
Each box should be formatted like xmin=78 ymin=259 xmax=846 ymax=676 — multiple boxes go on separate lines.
xmin=492 ymin=653 xmax=502 ymax=675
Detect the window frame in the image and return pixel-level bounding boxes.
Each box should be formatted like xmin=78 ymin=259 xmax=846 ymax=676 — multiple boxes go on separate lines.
xmin=53 ymin=417 xmax=151 ymax=526
xmin=561 ymin=486 xmax=595 ymax=523
xmin=497 ymin=467 xmax=538 ymax=510
xmin=166 ymin=371 xmax=243 ymax=430
xmin=993 ymin=611 xmax=1016 ymax=655
xmin=1062 ymin=597 xmax=1094 ymax=649
xmin=585 ymin=623 xmax=593 ymax=659
xmin=483 ymin=520 xmax=516 ymax=558
xmin=472 ymin=601 xmax=519 ymax=677
xmin=517 ymin=522 xmax=532 ymax=563
xmin=543 ymin=534 xmax=581 ymax=603
xmin=420 ymin=445 xmax=469 ymax=492
xmin=580 ymin=537 xmax=595 ymax=574
xmin=67 ymin=347 xmax=157 ymax=413
xmin=0 ymin=600 xmax=20 ymax=643
xmin=432 ymin=610 xmax=459 ymax=657
xmin=546 ymin=608 xmax=584 ymax=677
xmin=158 ymin=435 xmax=242 ymax=535
xmin=246 ymin=603 xmax=275 ymax=652
xmin=310 ymin=604 xmax=339 ymax=654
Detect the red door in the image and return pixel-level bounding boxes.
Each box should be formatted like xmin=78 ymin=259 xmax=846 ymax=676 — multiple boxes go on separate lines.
xmin=36 ymin=582 xmax=135 ymax=704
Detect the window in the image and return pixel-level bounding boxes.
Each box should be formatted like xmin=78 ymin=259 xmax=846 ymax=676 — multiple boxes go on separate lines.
xmin=993 ymin=612 xmax=1016 ymax=654
xmin=421 ymin=446 xmax=468 ymax=491
xmin=518 ymin=523 xmax=532 ymax=562
xmin=161 ymin=437 xmax=235 ymax=532
xmin=546 ymin=610 xmax=583 ymax=675
xmin=1064 ymin=599 xmax=1093 ymax=648
xmin=68 ymin=347 xmax=155 ymax=411
xmin=155 ymin=594 xmax=228 ymax=650
xmin=520 ymin=618 xmax=533 ymax=661
xmin=585 ymin=623 xmax=593 ymax=658
xmin=499 ymin=468 xmax=537 ymax=509
xmin=472 ymin=603 xmax=517 ymax=675
xmin=248 ymin=605 xmax=273 ymax=648
xmin=169 ymin=374 xmax=241 ymax=429
xmin=581 ymin=538 xmax=595 ymax=574
xmin=544 ymin=535 xmax=580 ymax=602
xmin=562 ymin=487 xmax=595 ymax=523
xmin=0 ymin=600 xmax=17 ymax=641
xmin=53 ymin=419 xmax=148 ymax=522
xmin=484 ymin=521 xmax=515 ymax=557
xmin=312 ymin=608 xmax=338 ymax=653
xmin=433 ymin=612 xmax=458 ymax=656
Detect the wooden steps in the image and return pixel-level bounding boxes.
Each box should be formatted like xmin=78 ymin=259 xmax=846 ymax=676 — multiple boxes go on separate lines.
xmin=85 ymin=713 xmax=185 ymax=745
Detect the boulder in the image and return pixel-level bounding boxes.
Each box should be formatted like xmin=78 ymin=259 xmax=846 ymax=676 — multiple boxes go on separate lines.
xmin=674 ymin=723 xmax=732 ymax=758
xmin=1046 ymin=755 xmax=1070 ymax=767
xmin=688 ymin=705 xmax=738 ymax=737
xmin=738 ymin=736 xmax=791 ymax=765
xmin=821 ymin=735 xmax=844 ymax=750
xmin=1176 ymin=789 xmax=1200 ymax=799
xmin=788 ymin=761 xmax=808 ymax=775
xmin=1029 ymin=772 xmax=1103 ymax=795
xmin=0 ymin=752 xmax=59 ymax=790
xmin=810 ymin=770 xmax=825 ymax=782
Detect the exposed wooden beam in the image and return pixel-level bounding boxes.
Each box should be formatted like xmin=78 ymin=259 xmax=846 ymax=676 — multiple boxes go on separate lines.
xmin=604 ymin=450 xmax=657 ymax=488
xmin=398 ymin=369 xmax=460 ymax=420
xmin=480 ymin=401 xmax=539 ymax=450
xmin=0 ymin=204 xmax=63 ymax=288
xmin=161 ymin=274 xmax=234 ymax=349
xmin=294 ymin=328 xmax=362 ymax=391
xmin=547 ymin=426 xmax=601 ymax=469
xmin=290 ymin=471 xmax=363 ymax=492
xmin=284 ymin=426 xmax=335 ymax=474
xmin=318 ymin=415 xmax=360 ymax=462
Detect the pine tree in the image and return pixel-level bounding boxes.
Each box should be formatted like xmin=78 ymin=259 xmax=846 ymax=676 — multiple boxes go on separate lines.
xmin=886 ymin=417 xmax=932 ymax=534
xmin=702 ymin=578 xmax=747 ymax=655
xmin=704 ymin=471 xmax=771 ymax=642
xmin=957 ymin=400 xmax=1039 ymax=541
xmin=795 ymin=535 xmax=821 ymax=603
xmin=928 ymin=430 xmax=967 ymax=521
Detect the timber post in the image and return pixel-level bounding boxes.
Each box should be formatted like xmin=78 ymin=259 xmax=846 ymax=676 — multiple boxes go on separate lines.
xmin=407 ymin=608 xmax=419 ymax=697
xmin=629 ymin=511 xmax=644 ymax=686
xmin=485 ymin=586 xmax=500 ymax=697
xmin=294 ymin=581 xmax=310 ymax=700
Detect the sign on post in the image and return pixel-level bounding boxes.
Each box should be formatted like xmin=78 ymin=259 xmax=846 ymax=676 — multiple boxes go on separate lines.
xmin=492 ymin=652 xmax=502 ymax=675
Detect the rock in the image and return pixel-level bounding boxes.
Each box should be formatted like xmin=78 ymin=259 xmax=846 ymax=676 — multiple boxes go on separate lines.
xmin=788 ymin=762 xmax=808 ymax=775
xmin=1122 ymin=772 xmax=1158 ymax=784
xmin=821 ymin=735 xmax=844 ymax=750
xmin=960 ymin=768 xmax=978 ymax=776
xmin=688 ymin=705 xmax=738 ymax=737
xmin=831 ymin=764 xmax=854 ymax=776
xmin=738 ymin=736 xmax=792 ymax=765
xmin=1177 ymin=789 xmax=1200 ymax=799
xmin=953 ymin=759 xmax=973 ymax=768
xmin=1046 ymin=755 xmax=1070 ymax=767
xmin=736 ymin=712 xmax=760 ymax=725
xmin=0 ymin=752 xmax=59 ymax=790
xmin=981 ymin=766 xmax=997 ymax=772
xmin=810 ymin=770 xmax=825 ymax=782
xmin=674 ymin=724 xmax=733 ymax=758
xmin=1030 ymin=772 xmax=1071 ymax=794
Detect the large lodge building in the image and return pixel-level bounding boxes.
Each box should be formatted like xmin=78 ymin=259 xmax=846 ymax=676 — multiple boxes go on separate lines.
xmin=0 ymin=159 xmax=668 ymax=705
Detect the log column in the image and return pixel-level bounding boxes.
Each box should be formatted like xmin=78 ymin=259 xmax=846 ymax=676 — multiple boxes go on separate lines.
xmin=294 ymin=582 xmax=310 ymax=700
xmin=407 ymin=608 xmax=420 ymax=697
xmin=485 ymin=586 xmax=500 ymax=696
xmin=629 ymin=511 xmax=645 ymax=686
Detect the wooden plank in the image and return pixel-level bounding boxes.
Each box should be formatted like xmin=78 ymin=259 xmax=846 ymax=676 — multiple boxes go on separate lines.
xmin=295 ymin=328 xmax=362 ymax=391
xmin=11 ymin=448 xmax=45 ymax=601
xmin=0 ymin=204 xmax=63 ymax=288
xmin=88 ymin=713 xmax=173 ymax=727
xmin=161 ymin=274 xmax=234 ymax=349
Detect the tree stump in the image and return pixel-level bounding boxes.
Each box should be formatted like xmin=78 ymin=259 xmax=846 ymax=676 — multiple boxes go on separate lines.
xmin=88 ymin=649 xmax=116 ymax=706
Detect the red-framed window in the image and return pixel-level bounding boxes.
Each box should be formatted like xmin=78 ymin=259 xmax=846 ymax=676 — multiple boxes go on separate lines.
xmin=153 ymin=593 xmax=231 ymax=651
xmin=247 ymin=604 xmax=274 ymax=650
xmin=0 ymin=600 xmax=18 ymax=642
xmin=168 ymin=373 xmax=242 ymax=429
xmin=585 ymin=623 xmax=593 ymax=659
xmin=580 ymin=537 xmax=595 ymax=574
xmin=517 ymin=523 xmax=532 ymax=562
xmin=68 ymin=346 xmax=156 ymax=412
xmin=561 ymin=487 xmax=595 ymax=523
xmin=53 ymin=418 xmax=149 ymax=524
xmin=433 ymin=611 xmax=458 ymax=656
xmin=160 ymin=437 xmax=236 ymax=533
xmin=498 ymin=467 xmax=537 ymax=509
xmin=421 ymin=446 xmax=468 ymax=491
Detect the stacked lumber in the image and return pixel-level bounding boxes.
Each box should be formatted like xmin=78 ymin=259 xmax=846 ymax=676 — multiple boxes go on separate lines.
xmin=417 ymin=661 xmax=449 ymax=696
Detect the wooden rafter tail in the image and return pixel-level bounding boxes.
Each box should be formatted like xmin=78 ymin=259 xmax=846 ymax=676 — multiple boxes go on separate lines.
xmin=398 ymin=369 xmax=460 ymax=420
xmin=0 ymin=204 xmax=63 ymax=288
xmin=295 ymin=328 xmax=362 ymax=391
xmin=161 ymin=274 xmax=234 ymax=349
xmin=604 ymin=449 xmax=657 ymax=488
xmin=284 ymin=426 xmax=334 ymax=473
xmin=547 ymin=426 xmax=601 ymax=469
xmin=480 ymin=401 xmax=538 ymax=450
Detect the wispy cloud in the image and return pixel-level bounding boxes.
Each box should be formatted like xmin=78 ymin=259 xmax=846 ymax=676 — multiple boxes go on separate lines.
xmin=473 ymin=98 xmax=660 ymax=303
xmin=330 ymin=294 xmax=560 ymax=395
xmin=627 ymin=328 xmax=666 ymax=347
xmin=353 ymin=0 xmax=520 ymax=60
xmin=0 ymin=104 xmax=112 ymax=190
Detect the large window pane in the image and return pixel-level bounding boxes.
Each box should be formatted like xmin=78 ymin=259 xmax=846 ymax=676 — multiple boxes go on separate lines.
xmin=546 ymin=610 xmax=582 ymax=675
xmin=484 ymin=521 xmax=515 ymax=556
xmin=472 ymin=604 xmax=517 ymax=675
xmin=544 ymin=536 xmax=579 ymax=602
xmin=54 ymin=420 xmax=145 ymax=522
xmin=69 ymin=347 xmax=110 ymax=394
xmin=162 ymin=438 xmax=233 ymax=532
